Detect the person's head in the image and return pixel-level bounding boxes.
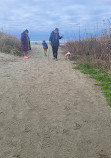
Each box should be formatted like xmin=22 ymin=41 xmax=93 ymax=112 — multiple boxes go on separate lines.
xmin=25 ymin=29 xmax=29 ymax=34
xmin=54 ymin=28 xmax=59 ymax=34
xmin=43 ymin=40 xmax=45 ymax=42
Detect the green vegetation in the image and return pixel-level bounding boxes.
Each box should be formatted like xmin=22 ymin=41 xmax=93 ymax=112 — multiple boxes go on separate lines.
xmin=64 ymin=22 xmax=111 ymax=106
xmin=0 ymin=32 xmax=23 ymax=56
xmin=74 ymin=63 xmax=111 ymax=106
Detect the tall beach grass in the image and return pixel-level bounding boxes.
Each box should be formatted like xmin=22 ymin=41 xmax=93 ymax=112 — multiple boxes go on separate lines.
xmin=0 ymin=32 xmax=23 ymax=56
xmin=64 ymin=19 xmax=111 ymax=105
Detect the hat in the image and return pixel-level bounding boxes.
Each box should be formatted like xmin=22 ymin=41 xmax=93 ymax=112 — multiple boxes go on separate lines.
xmin=55 ymin=28 xmax=59 ymax=32
xmin=25 ymin=29 xmax=29 ymax=33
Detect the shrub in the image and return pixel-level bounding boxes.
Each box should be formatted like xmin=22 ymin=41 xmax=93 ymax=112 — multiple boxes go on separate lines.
xmin=0 ymin=32 xmax=23 ymax=56
xmin=65 ymin=36 xmax=111 ymax=69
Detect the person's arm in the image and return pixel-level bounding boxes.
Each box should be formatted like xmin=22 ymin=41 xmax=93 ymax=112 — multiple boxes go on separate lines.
xmin=28 ymin=37 xmax=31 ymax=50
xmin=59 ymin=34 xmax=64 ymax=39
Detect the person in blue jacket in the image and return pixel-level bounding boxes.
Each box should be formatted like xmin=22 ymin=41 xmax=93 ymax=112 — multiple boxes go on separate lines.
xmin=42 ymin=40 xmax=48 ymax=56
xmin=49 ymin=28 xmax=63 ymax=61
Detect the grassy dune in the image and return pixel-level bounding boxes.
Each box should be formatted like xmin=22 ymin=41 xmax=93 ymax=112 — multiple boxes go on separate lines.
xmin=0 ymin=32 xmax=23 ymax=56
xmin=65 ymin=35 xmax=111 ymax=106
xmin=65 ymin=36 xmax=111 ymax=70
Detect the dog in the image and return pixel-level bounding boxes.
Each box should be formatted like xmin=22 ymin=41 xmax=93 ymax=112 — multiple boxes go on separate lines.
xmin=65 ymin=52 xmax=72 ymax=60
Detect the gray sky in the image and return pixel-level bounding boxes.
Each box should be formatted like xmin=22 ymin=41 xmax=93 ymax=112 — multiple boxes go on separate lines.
xmin=0 ymin=0 xmax=111 ymax=40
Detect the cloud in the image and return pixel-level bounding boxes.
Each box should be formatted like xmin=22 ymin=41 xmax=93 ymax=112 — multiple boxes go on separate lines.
xmin=0 ymin=0 xmax=111 ymax=39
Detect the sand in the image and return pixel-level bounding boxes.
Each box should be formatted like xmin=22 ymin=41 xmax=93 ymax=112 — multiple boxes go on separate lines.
xmin=0 ymin=44 xmax=111 ymax=158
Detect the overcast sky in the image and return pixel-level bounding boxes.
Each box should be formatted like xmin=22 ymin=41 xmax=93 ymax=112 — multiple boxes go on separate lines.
xmin=0 ymin=0 xmax=111 ymax=40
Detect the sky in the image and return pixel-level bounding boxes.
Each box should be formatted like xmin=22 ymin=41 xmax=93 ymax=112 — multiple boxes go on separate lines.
xmin=0 ymin=0 xmax=111 ymax=41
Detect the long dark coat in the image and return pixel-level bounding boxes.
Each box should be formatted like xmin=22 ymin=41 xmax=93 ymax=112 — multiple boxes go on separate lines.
xmin=21 ymin=31 xmax=31 ymax=51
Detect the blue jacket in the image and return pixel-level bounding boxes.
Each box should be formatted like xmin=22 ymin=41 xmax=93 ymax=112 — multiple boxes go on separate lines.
xmin=42 ymin=41 xmax=48 ymax=49
xmin=49 ymin=31 xmax=62 ymax=46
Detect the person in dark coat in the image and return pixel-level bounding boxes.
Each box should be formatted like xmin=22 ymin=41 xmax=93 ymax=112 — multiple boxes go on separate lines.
xmin=42 ymin=40 xmax=48 ymax=56
xmin=21 ymin=29 xmax=31 ymax=56
xmin=49 ymin=28 xmax=63 ymax=61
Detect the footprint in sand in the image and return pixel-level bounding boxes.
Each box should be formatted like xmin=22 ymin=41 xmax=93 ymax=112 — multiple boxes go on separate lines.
xmin=74 ymin=123 xmax=82 ymax=130
xmin=13 ymin=154 xmax=21 ymax=158
xmin=98 ymin=150 xmax=109 ymax=158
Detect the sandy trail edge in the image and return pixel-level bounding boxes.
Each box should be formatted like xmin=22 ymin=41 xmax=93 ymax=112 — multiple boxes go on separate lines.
xmin=0 ymin=44 xmax=111 ymax=158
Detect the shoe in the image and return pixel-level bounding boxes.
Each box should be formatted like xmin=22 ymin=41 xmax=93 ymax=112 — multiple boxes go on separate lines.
xmin=24 ymin=55 xmax=29 ymax=59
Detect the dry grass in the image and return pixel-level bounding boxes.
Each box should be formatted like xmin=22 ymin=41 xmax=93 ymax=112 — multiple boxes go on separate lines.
xmin=65 ymin=36 xmax=111 ymax=70
xmin=65 ymin=27 xmax=111 ymax=105
xmin=0 ymin=32 xmax=23 ymax=56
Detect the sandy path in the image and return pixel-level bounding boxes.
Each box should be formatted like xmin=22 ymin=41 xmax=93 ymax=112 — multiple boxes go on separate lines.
xmin=0 ymin=45 xmax=111 ymax=158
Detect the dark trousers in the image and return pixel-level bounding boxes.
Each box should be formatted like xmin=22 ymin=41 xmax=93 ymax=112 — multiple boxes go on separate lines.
xmin=52 ymin=46 xmax=58 ymax=59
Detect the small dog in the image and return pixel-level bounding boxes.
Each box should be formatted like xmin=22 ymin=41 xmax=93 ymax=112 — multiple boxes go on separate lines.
xmin=65 ymin=52 xmax=72 ymax=60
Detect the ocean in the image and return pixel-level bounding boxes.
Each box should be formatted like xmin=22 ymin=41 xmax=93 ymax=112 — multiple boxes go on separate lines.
xmin=31 ymin=40 xmax=65 ymax=44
